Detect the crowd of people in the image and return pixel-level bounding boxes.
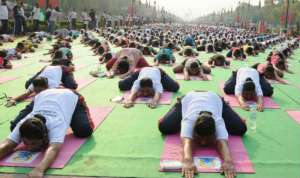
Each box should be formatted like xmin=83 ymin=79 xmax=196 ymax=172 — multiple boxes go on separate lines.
xmin=0 ymin=4 xmax=300 ymax=177
xmin=0 ymin=0 xmax=148 ymax=37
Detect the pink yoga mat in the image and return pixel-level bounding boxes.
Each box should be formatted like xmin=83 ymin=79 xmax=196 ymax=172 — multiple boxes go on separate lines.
xmin=175 ymin=74 xmax=212 ymax=81
xmin=77 ymin=78 xmax=97 ymax=90
xmin=286 ymin=111 xmax=300 ymax=124
xmin=123 ymin=91 xmax=173 ymax=105
xmin=160 ymin=134 xmax=255 ymax=173
xmin=0 ymin=77 xmax=19 ymax=84
xmin=220 ymin=82 xmax=280 ymax=109
xmin=0 ymin=106 xmax=113 ymax=169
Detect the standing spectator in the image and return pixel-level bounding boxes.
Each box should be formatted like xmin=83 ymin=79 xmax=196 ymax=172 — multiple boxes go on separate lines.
xmin=20 ymin=1 xmax=27 ymax=34
xmin=13 ymin=1 xmax=22 ymax=36
xmin=32 ymin=2 xmax=40 ymax=31
xmin=89 ymin=9 xmax=96 ymax=30
xmin=81 ymin=9 xmax=89 ymax=30
xmin=68 ymin=8 xmax=77 ymax=30
xmin=45 ymin=5 xmax=52 ymax=33
xmin=48 ymin=7 xmax=61 ymax=34
xmin=0 ymin=0 xmax=9 ymax=34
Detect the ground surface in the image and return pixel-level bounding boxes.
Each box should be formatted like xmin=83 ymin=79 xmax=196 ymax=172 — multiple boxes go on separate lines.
xmin=0 ymin=36 xmax=299 ymax=178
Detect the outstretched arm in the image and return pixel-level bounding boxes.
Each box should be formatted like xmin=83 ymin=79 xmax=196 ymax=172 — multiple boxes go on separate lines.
xmin=0 ymin=139 xmax=18 ymax=159
xmin=28 ymin=143 xmax=62 ymax=178
xmin=236 ymin=94 xmax=249 ymax=111
xmin=217 ymin=140 xmax=236 ymax=178
xmin=6 ymin=90 xmax=34 ymax=107
xmin=181 ymin=138 xmax=197 ymax=178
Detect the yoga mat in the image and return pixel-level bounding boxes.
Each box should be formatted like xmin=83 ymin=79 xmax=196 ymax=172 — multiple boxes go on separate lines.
xmin=122 ymin=91 xmax=173 ymax=105
xmin=175 ymin=74 xmax=212 ymax=81
xmin=286 ymin=111 xmax=300 ymax=124
xmin=160 ymin=134 xmax=255 ymax=173
xmin=0 ymin=77 xmax=19 ymax=84
xmin=0 ymin=106 xmax=113 ymax=169
xmin=77 ymin=78 xmax=97 ymax=90
xmin=220 ymin=82 xmax=280 ymax=109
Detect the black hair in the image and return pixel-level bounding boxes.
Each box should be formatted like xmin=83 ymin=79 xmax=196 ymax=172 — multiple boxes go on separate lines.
xmin=242 ymin=78 xmax=255 ymax=92
xmin=32 ymin=77 xmax=49 ymax=89
xmin=140 ymin=78 xmax=153 ymax=88
xmin=53 ymin=51 xmax=63 ymax=59
xmin=117 ymin=60 xmax=130 ymax=74
xmin=0 ymin=50 xmax=7 ymax=58
xmin=98 ymin=46 xmax=105 ymax=55
xmin=190 ymin=61 xmax=200 ymax=69
xmin=19 ymin=114 xmax=47 ymax=140
xmin=160 ymin=53 xmax=170 ymax=62
xmin=16 ymin=42 xmax=25 ymax=50
xmin=194 ymin=112 xmax=215 ymax=136
xmin=184 ymin=48 xmax=193 ymax=56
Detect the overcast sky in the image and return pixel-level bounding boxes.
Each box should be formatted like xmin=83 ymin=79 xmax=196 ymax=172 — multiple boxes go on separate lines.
xmin=142 ymin=0 xmax=261 ymax=20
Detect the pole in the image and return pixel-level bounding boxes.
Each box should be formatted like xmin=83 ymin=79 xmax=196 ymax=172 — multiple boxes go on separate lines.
xmin=285 ymin=0 xmax=290 ymax=31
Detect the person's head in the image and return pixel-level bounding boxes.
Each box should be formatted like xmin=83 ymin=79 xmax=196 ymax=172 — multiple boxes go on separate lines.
xmin=242 ymin=78 xmax=256 ymax=101
xmin=35 ymin=2 xmax=39 ymax=8
xmin=159 ymin=53 xmax=170 ymax=63
xmin=32 ymin=77 xmax=48 ymax=93
xmin=16 ymin=42 xmax=25 ymax=52
xmin=98 ymin=46 xmax=105 ymax=55
xmin=184 ymin=48 xmax=193 ymax=57
xmin=193 ymin=111 xmax=216 ymax=146
xmin=139 ymin=78 xmax=154 ymax=97
xmin=117 ymin=57 xmax=130 ymax=74
xmin=53 ymin=50 xmax=63 ymax=59
xmin=188 ymin=61 xmax=200 ymax=75
xmin=19 ymin=115 xmax=49 ymax=151
xmin=264 ymin=64 xmax=276 ymax=79
xmin=0 ymin=50 xmax=7 ymax=58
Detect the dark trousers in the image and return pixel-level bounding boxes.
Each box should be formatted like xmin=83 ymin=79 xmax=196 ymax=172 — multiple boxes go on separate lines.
xmin=14 ymin=17 xmax=22 ymax=35
xmin=118 ymin=70 xmax=180 ymax=92
xmin=33 ymin=20 xmax=39 ymax=31
xmin=158 ymin=98 xmax=247 ymax=136
xmin=0 ymin=20 xmax=8 ymax=34
xmin=71 ymin=19 xmax=76 ymax=30
xmin=223 ymin=71 xmax=274 ymax=97
xmin=21 ymin=17 xmax=27 ymax=34
xmin=10 ymin=94 xmax=94 ymax=138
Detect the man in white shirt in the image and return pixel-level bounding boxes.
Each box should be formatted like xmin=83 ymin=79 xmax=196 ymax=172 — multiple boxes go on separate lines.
xmin=48 ymin=7 xmax=62 ymax=34
xmin=223 ymin=67 xmax=273 ymax=111
xmin=69 ymin=8 xmax=77 ymax=30
xmin=119 ymin=67 xmax=179 ymax=109
xmin=6 ymin=63 xmax=78 ymax=107
xmin=0 ymin=0 xmax=9 ymax=34
xmin=32 ymin=3 xmax=40 ymax=31
xmin=0 ymin=88 xmax=94 ymax=178
xmin=158 ymin=91 xmax=247 ymax=178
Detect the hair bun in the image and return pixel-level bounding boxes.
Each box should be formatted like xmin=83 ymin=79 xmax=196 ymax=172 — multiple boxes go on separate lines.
xmin=34 ymin=114 xmax=46 ymax=124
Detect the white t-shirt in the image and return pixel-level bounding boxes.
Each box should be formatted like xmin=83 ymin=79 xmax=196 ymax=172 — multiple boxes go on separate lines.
xmin=69 ymin=11 xmax=77 ymax=19
xmin=6 ymin=48 xmax=16 ymax=59
xmin=131 ymin=67 xmax=163 ymax=94
xmin=180 ymin=91 xmax=228 ymax=140
xmin=32 ymin=7 xmax=40 ymax=20
xmin=235 ymin=67 xmax=263 ymax=96
xmin=49 ymin=10 xmax=60 ymax=22
xmin=28 ymin=66 xmax=63 ymax=91
xmin=0 ymin=4 xmax=8 ymax=20
xmin=8 ymin=89 xmax=79 ymax=144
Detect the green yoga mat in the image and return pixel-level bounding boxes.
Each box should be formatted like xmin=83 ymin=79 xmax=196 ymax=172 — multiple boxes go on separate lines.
xmin=0 ymin=40 xmax=300 ymax=178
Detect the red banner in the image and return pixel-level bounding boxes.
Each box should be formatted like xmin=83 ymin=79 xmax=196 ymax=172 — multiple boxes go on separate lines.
xmin=38 ymin=0 xmax=60 ymax=8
